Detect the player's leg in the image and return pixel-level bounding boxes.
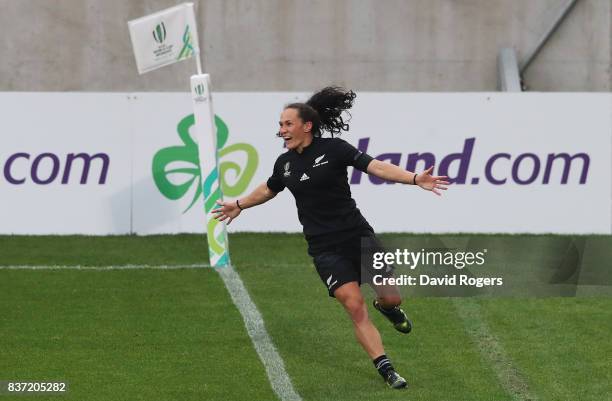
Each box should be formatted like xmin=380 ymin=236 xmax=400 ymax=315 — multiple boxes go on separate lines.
xmin=371 ymin=278 xmax=412 ymax=334
xmin=313 ymin=252 xmax=407 ymax=388
xmin=361 ymin=233 xmax=413 ymax=334
xmin=334 ymin=281 xmax=384 ymax=357
xmin=334 ymin=282 xmax=407 ymax=389
xmin=363 ymin=270 xmax=413 ymax=334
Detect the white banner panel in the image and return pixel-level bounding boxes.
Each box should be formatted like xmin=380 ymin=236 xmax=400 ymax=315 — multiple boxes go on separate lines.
xmin=346 ymin=93 xmax=611 ymax=234
xmin=0 ymin=92 xmax=610 ymax=235
xmin=128 ymin=92 xmax=304 ymax=234
xmin=0 ymin=93 xmax=132 ymax=234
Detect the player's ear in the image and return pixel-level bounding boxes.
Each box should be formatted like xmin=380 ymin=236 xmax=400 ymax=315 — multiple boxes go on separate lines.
xmin=304 ymin=121 xmax=312 ymax=133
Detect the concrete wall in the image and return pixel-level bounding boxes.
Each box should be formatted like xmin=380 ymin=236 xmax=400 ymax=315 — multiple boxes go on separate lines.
xmin=0 ymin=0 xmax=609 ymax=92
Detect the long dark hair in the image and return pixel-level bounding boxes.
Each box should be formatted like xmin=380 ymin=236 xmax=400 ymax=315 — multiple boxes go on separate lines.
xmin=286 ymin=86 xmax=356 ymax=137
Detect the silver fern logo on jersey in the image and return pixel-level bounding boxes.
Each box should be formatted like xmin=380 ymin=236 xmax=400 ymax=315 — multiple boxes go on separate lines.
xmin=284 ymin=162 xmax=291 ymax=177
xmin=313 ymin=154 xmax=328 ymax=168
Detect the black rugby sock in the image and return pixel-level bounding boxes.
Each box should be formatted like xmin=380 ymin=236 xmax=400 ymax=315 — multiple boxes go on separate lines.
xmin=373 ymin=354 xmax=394 ymax=377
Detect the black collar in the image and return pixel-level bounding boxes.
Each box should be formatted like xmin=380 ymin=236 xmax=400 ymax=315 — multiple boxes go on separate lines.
xmin=293 ymin=137 xmax=319 ymax=156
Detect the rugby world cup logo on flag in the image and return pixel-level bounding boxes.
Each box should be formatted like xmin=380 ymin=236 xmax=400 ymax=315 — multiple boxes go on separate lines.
xmin=193 ymin=83 xmax=207 ymax=102
xmin=149 ymin=21 xmax=174 ymax=60
xmin=152 ymin=22 xmax=166 ymax=43
xmin=128 ymin=3 xmax=199 ymax=74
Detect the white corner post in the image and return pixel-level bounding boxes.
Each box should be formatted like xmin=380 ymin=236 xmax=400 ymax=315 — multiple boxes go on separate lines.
xmin=187 ymin=3 xmax=230 ymax=267
xmin=190 ymin=74 xmax=231 ymax=267
xmin=128 ymin=2 xmax=230 ymax=266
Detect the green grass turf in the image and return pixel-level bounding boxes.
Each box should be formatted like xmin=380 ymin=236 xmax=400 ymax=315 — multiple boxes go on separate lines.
xmin=1 ymin=234 xmax=611 ymax=401
xmin=236 ymin=264 xmax=512 ymax=401
xmin=479 ymin=298 xmax=612 ymax=401
xmin=0 ymin=268 xmax=276 ymax=400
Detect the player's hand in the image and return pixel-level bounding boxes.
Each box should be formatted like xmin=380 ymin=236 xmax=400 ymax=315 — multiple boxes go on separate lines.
xmin=211 ymin=199 xmax=241 ymax=225
xmin=416 ymin=166 xmax=450 ymax=196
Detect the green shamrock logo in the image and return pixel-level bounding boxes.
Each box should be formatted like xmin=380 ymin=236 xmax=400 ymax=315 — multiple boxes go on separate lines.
xmin=152 ymin=114 xmax=258 ymax=212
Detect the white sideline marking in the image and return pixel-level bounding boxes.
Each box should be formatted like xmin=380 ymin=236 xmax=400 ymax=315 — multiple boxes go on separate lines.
xmin=453 ymin=298 xmax=539 ymax=401
xmin=0 ymin=263 xmax=311 ymax=270
xmin=216 ymin=265 xmax=302 ymax=401
xmin=1 ymin=263 xmax=303 ymax=401
xmin=0 ymin=264 xmax=210 ymax=270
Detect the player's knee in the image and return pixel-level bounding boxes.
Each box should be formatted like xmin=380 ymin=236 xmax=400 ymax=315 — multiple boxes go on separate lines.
xmin=378 ymin=295 xmax=402 ymax=309
xmin=343 ymin=297 xmax=368 ymax=323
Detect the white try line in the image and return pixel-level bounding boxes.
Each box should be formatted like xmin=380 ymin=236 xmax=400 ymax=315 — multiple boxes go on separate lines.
xmin=0 ymin=263 xmax=310 ymax=270
xmin=0 ymin=263 xmax=210 ymax=270
xmin=1 ymin=262 xmax=303 ymax=401
xmin=216 ymin=265 xmax=302 ymax=401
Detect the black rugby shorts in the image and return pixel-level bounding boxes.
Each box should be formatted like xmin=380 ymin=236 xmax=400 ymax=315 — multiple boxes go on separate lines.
xmin=312 ymin=232 xmax=393 ymax=297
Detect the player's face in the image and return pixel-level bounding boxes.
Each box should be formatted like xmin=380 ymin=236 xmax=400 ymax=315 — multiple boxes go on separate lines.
xmin=278 ymin=108 xmax=313 ymax=151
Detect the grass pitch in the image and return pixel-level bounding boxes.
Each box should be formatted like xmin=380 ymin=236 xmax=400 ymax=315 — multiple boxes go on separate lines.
xmin=1 ymin=234 xmax=611 ymax=401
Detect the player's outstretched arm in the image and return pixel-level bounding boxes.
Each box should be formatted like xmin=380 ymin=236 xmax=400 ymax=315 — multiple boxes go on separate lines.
xmin=366 ymin=160 xmax=450 ymax=196
xmin=211 ymin=182 xmax=278 ymax=224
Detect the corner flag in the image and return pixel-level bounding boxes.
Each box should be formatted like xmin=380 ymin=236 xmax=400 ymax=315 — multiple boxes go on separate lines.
xmin=128 ymin=3 xmax=230 ymax=267
xmin=128 ymin=3 xmax=200 ymax=74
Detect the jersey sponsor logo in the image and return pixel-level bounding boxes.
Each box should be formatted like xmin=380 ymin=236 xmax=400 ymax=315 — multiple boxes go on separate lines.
xmin=326 ymin=274 xmax=338 ymax=289
xmin=300 ymin=173 xmax=310 ymax=181
xmin=283 ymin=161 xmax=291 ymax=177
xmin=313 ymin=154 xmax=329 ymax=168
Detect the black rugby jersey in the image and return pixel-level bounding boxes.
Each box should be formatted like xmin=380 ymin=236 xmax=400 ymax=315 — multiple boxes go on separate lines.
xmin=266 ymin=137 xmax=374 ymax=254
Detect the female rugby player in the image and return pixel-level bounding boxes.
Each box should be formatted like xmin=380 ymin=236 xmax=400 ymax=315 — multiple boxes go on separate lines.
xmin=212 ymin=87 xmax=449 ymax=389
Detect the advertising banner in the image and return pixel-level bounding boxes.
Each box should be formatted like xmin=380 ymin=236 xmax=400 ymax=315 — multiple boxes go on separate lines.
xmin=0 ymin=93 xmax=132 ymax=234
xmin=0 ymin=92 xmax=610 ymax=235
